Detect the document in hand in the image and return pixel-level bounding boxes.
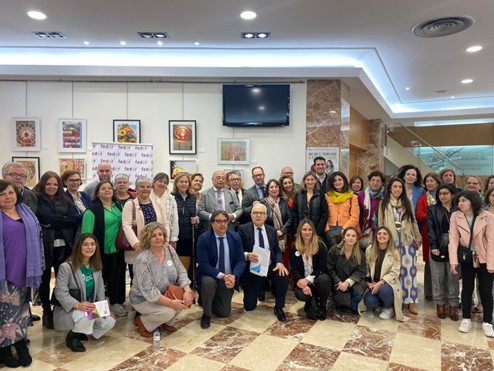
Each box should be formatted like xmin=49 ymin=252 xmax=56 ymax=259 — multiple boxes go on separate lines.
xmin=249 ymin=245 xmax=270 ymax=277
xmin=93 ymin=300 xmax=111 ymax=318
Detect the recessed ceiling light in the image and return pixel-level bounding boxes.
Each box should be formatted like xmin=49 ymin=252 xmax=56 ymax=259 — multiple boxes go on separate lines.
xmin=257 ymin=32 xmax=268 ymax=38
xmin=242 ymin=32 xmax=255 ymax=39
xmin=154 ymin=33 xmax=167 ymax=38
xmin=120 ymin=40 xmax=126 ymax=46
xmin=405 ymin=86 xmax=410 ymax=90
xmin=27 ymin=10 xmax=47 ymax=20
xmin=156 ymin=40 xmax=163 ymax=46
xmin=466 ymin=45 xmax=482 ymax=53
xmin=83 ymin=40 xmax=90 ymax=46
xmin=461 ymin=78 xmax=473 ymax=84
xmin=194 ymin=41 xmax=200 ymax=46
xmin=240 ymin=11 xmax=257 ymax=20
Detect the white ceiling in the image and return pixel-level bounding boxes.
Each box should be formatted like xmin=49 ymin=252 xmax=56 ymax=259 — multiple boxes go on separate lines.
xmin=1 ymin=0 xmax=493 ymax=122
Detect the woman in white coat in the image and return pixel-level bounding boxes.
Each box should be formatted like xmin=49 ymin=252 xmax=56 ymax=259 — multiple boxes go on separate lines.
xmin=53 ymin=234 xmax=116 ymax=352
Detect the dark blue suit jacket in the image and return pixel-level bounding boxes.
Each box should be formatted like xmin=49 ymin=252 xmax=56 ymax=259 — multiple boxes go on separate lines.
xmin=65 ymin=190 xmax=91 ymax=223
xmin=196 ymin=229 xmax=246 ymax=290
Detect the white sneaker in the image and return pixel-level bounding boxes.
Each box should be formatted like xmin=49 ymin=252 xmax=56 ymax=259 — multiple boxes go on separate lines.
xmin=111 ymin=304 xmax=128 ymax=317
xmin=482 ymin=322 xmax=494 ymax=337
xmin=458 ymin=319 xmax=472 ymax=333
xmin=379 ymin=308 xmax=394 ymax=320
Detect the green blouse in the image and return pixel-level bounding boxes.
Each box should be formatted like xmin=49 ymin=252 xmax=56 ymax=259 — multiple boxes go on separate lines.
xmin=80 ymin=264 xmax=94 ymax=301
xmin=81 ymin=203 xmax=122 ymax=254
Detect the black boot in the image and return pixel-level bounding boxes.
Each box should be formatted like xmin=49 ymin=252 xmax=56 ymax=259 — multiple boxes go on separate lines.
xmin=305 ymin=300 xmax=319 ymax=320
xmin=0 ymin=346 xmax=20 ymax=368
xmin=317 ymin=298 xmax=327 ymax=321
xmin=42 ymin=311 xmax=54 ymax=330
xmin=13 ymin=339 xmax=32 ymax=367
xmin=65 ymin=331 xmax=86 ymax=352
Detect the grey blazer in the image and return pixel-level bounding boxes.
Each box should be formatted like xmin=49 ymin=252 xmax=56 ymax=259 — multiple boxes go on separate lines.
xmin=53 ymin=262 xmax=105 ymax=331
xmin=198 ymin=187 xmax=242 ymax=231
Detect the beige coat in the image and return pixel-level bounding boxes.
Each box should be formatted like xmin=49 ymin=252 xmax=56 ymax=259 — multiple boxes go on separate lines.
xmin=359 ymin=246 xmax=407 ymax=322
xmin=449 ymin=210 xmax=494 ymax=270
xmin=122 ymin=197 xmax=168 ymax=264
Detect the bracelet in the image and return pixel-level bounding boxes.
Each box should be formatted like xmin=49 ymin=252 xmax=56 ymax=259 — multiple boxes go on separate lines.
xmin=380 ymin=280 xmax=386 ymax=285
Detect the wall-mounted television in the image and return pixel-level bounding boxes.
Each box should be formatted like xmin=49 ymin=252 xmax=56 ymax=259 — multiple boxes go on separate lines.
xmin=222 ymin=84 xmax=290 ymax=127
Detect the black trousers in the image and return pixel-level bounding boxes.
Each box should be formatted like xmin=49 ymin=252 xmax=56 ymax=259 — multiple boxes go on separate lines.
xmin=242 ymin=267 xmax=289 ymax=311
xmin=294 ymin=273 xmax=331 ymax=306
xmin=102 ymin=251 xmax=126 ymax=305
xmin=460 ymin=262 xmax=493 ymax=323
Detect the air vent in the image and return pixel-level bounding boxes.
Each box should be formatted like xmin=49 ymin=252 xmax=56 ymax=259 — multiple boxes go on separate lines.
xmin=137 ymin=32 xmax=168 ymax=39
xmin=412 ymin=16 xmax=474 ymax=38
xmin=33 ymin=31 xmax=66 ymax=39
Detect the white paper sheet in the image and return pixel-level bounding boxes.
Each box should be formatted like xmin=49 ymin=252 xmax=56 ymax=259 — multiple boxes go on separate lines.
xmin=249 ymin=245 xmax=270 ymax=277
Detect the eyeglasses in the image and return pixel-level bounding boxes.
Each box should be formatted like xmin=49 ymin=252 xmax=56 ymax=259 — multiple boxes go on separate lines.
xmin=6 ymin=172 xmax=27 ymax=179
xmin=67 ymin=179 xmax=81 ymax=183
xmin=213 ymin=219 xmax=229 ymax=224
xmin=252 ymin=212 xmax=266 ymax=216
xmin=230 ymin=178 xmax=241 ymax=182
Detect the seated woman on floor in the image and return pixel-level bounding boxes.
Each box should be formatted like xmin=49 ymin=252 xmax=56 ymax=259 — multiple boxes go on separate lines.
xmin=327 ymin=227 xmax=367 ymax=314
xmin=130 ymin=222 xmax=194 ymax=337
xmin=360 ymin=226 xmax=405 ymax=321
xmin=53 ymin=233 xmax=116 ymax=352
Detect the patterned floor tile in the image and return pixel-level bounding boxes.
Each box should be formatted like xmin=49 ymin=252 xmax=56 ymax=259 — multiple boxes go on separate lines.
xmin=109 ymin=347 xmax=187 ymax=370
xmin=441 ymin=341 xmax=494 ymax=370
xmin=397 ymin=313 xmax=441 ymax=340
xmin=342 ymin=325 xmax=395 ymax=361
xmin=277 ymin=342 xmax=340 ymax=370
xmin=265 ymin=312 xmax=317 ymax=340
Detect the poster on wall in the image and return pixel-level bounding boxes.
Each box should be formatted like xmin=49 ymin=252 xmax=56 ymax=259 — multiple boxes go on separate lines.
xmin=11 ymin=156 xmax=40 ymax=188
xmin=170 ymin=160 xmax=197 ymax=179
xmin=306 ymin=147 xmax=339 ymax=173
xmin=113 ymin=120 xmax=141 ymax=143
xmin=12 ymin=117 xmax=41 ymax=151
xmin=91 ymin=142 xmax=153 ymax=187
xmin=218 ymin=138 xmax=250 ymax=165
xmin=59 ymin=119 xmax=86 ymax=152
xmin=59 ymin=158 xmax=86 ymax=179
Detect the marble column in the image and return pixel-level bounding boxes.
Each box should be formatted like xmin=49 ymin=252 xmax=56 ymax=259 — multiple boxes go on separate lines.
xmin=357 ymin=119 xmax=385 ymax=175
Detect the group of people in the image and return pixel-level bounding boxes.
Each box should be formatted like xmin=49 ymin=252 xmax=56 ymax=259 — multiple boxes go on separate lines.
xmin=1 ymin=158 xmax=494 ymax=368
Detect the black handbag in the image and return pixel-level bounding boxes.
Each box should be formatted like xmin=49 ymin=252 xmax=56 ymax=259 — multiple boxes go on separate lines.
xmin=51 ymin=263 xmax=82 ymax=307
xmin=456 ymin=216 xmax=476 ymax=265
xmin=431 ymin=232 xmax=449 ymax=263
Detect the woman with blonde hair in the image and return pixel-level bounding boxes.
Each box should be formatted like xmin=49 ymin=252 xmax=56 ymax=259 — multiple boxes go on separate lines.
xmin=130 ymin=222 xmax=194 ymax=337
xmin=360 ymin=227 xmax=404 ymax=321
xmin=327 ymin=227 xmax=367 ymax=313
xmin=290 ymin=219 xmax=330 ymax=320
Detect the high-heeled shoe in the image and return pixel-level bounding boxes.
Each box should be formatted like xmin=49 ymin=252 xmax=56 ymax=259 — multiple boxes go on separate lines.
xmin=408 ymin=303 xmax=418 ymax=315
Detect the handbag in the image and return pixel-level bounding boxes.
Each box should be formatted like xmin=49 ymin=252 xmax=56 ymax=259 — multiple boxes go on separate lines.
xmin=115 ymin=202 xmax=137 ymax=251
xmin=51 ymin=263 xmax=82 ymax=307
xmin=431 ymin=232 xmax=450 ymax=262
xmin=457 ymin=216 xmax=476 ymax=265
xmin=162 ymin=245 xmax=195 ymax=308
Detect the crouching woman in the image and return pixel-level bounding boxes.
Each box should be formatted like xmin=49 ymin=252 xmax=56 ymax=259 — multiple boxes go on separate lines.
xmin=53 ymin=233 xmax=116 ymax=352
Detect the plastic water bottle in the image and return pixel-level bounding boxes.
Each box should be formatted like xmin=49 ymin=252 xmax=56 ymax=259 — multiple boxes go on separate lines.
xmin=153 ymin=328 xmax=160 ymax=350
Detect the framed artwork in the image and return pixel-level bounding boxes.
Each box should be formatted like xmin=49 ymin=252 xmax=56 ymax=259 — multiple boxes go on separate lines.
xmin=11 ymin=156 xmax=40 ymax=188
xmin=59 ymin=158 xmax=86 ymax=179
xmin=170 ymin=160 xmax=197 ymax=179
xmin=113 ymin=119 xmax=141 ymax=143
xmin=169 ymin=120 xmax=197 ymax=155
xmin=218 ymin=138 xmax=250 ymax=165
xmin=12 ymin=117 xmax=41 ymax=151
xmin=59 ymin=119 xmax=86 ymax=152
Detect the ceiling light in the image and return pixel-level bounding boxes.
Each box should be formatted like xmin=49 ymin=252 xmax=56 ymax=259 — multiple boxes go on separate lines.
xmin=120 ymin=41 xmax=126 ymax=46
xmin=194 ymin=41 xmax=200 ymax=46
xmin=405 ymin=86 xmax=410 ymax=90
xmin=83 ymin=41 xmax=90 ymax=46
xmin=242 ymin=32 xmax=255 ymax=39
xmin=27 ymin=11 xmax=47 ymax=20
xmin=241 ymin=32 xmax=271 ymax=39
xmin=154 ymin=33 xmax=167 ymax=38
xmin=257 ymin=32 xmax=268 ymax=38
xmin=451 ymin=96 xmax=455 ymax=99
xmin=32 ymin=31 xmax=66 ymax=39
xmin=461 ymin=78 xmax=473 ymax=84
xmin=140 ymin=32 xmax=153 ymax=39
xmin=466 ymin=45 xmax=482 ymax=53
xmin=330 ymin=110 xmax=337 ymax=114
xmin=240 ymin=11 xmax=257 ymax=20
xmin=137 ymin=32 xmax=168 ymax=39
xmin=156 ymin=40 xmax=163 ymax=46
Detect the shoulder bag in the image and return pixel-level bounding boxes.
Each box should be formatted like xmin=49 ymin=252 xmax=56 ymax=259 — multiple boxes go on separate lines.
xmin=162 ymin=245 xmax=195 ymax=308
xmin=457 ymin=216 xmax=476 ymax=265
xmin=51 ymin=263 xmax=82 ymax=307
xmin=115 ymin=201 xmax=137 ymax=251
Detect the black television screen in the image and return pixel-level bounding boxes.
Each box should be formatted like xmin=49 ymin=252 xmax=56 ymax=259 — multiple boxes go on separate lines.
xmin=222 ymin=84 xmax=290 ymax=127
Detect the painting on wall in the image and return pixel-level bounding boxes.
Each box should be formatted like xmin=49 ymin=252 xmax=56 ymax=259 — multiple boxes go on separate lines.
xmin=59 ymin=158 xmax=86 ymax=179
xmin=11 ymin=156 xmax=40 ymax=188
xmin=12 ymin=117 xmax=41 ymax=151
xmin=169 ymin=120 xmax=197 ymax=155
xmin=170 ymin=160 xmax=197 ymax=179
xmin=113 ymin=120 xmax=141 ymax=143
xmin=59 ymin=119 xmax=86 ymax=152
xmin=218 ymin=138 xmax=250 ymax=165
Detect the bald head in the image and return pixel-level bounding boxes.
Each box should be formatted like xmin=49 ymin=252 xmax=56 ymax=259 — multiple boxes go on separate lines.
xmin=212 ymin=170 xmax=226 ymax=189
xmin=97 ymin=162 xmax=112 ymax=181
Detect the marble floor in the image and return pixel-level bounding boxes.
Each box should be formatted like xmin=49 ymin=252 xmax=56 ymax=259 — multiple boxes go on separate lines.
xmin=8 ymin=265 xmax=494 ymax=371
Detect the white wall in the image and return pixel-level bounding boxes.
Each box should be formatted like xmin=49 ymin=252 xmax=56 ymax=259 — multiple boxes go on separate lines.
xmin=0 ymin=81 xmax=307 ymax=189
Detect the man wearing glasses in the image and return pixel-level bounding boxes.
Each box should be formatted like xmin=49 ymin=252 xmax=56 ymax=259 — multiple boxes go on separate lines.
xmin=242 ymin=166 xmax=267 ymax=217
xmin=239 ymin=203 xmax=289 ymax=321
xmin=228 ymin=170 xmax=248 ymax=227
xmin=196 ymin=210 xmax=245 ymax=329
xmin=2 ymin=162 xmax=37 ymax=213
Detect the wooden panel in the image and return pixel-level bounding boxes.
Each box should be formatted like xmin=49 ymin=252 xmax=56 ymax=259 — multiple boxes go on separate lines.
xmin=349 ymin=107 xmax=369 ymax=150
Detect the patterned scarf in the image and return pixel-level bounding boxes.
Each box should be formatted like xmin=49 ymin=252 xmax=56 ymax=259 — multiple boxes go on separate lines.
xmin=0 ymin=203 xmax=43 ymax=289
xmin=382 ymin=196 xmax=416 ymax=247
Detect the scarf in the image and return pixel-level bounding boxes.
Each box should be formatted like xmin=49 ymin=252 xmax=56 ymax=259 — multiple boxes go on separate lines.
xmin=265 ymin=196 xmax=283 ymax=230
xmin=363 ymin=187 xmax=384 ymax=229
xmin=426 ymin=190 xmax=437 ymax=206
xmin=327 ymin=190 xmax=354 ymax=204
xmin=0 ymin=203 xmax=43 ymax=289
xmin=382 ymin=196 xmax=416 ymax=247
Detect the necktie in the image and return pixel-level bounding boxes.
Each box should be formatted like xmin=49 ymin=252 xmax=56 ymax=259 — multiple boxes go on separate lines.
xmin=218 ymin=237 xmax=226 ymax=273
xmin=259 ymin=186 xmax=265 ymax=199
xmin=257 ymin=228 xmax=265 ymax=248
xmin=217 ymin=190 xmax=224 ymax=210
xmin=235 ymin=190 xmax=239 ymax=201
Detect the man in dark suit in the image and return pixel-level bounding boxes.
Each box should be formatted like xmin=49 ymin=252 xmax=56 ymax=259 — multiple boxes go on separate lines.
xmin=198 ymin=170 xmax=243 ymax=232
xmin=241 ymin=166 xmax=266 ymax=217
xmin=239 ymin=203 xmax=289 ymax=321
xmin=196 ymin=210 xmax=246 ymax=329
xmin=228 ymin=170 xmax=247 ymax=228
xmin=313 ymin=157 xmax=328 ymax=196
